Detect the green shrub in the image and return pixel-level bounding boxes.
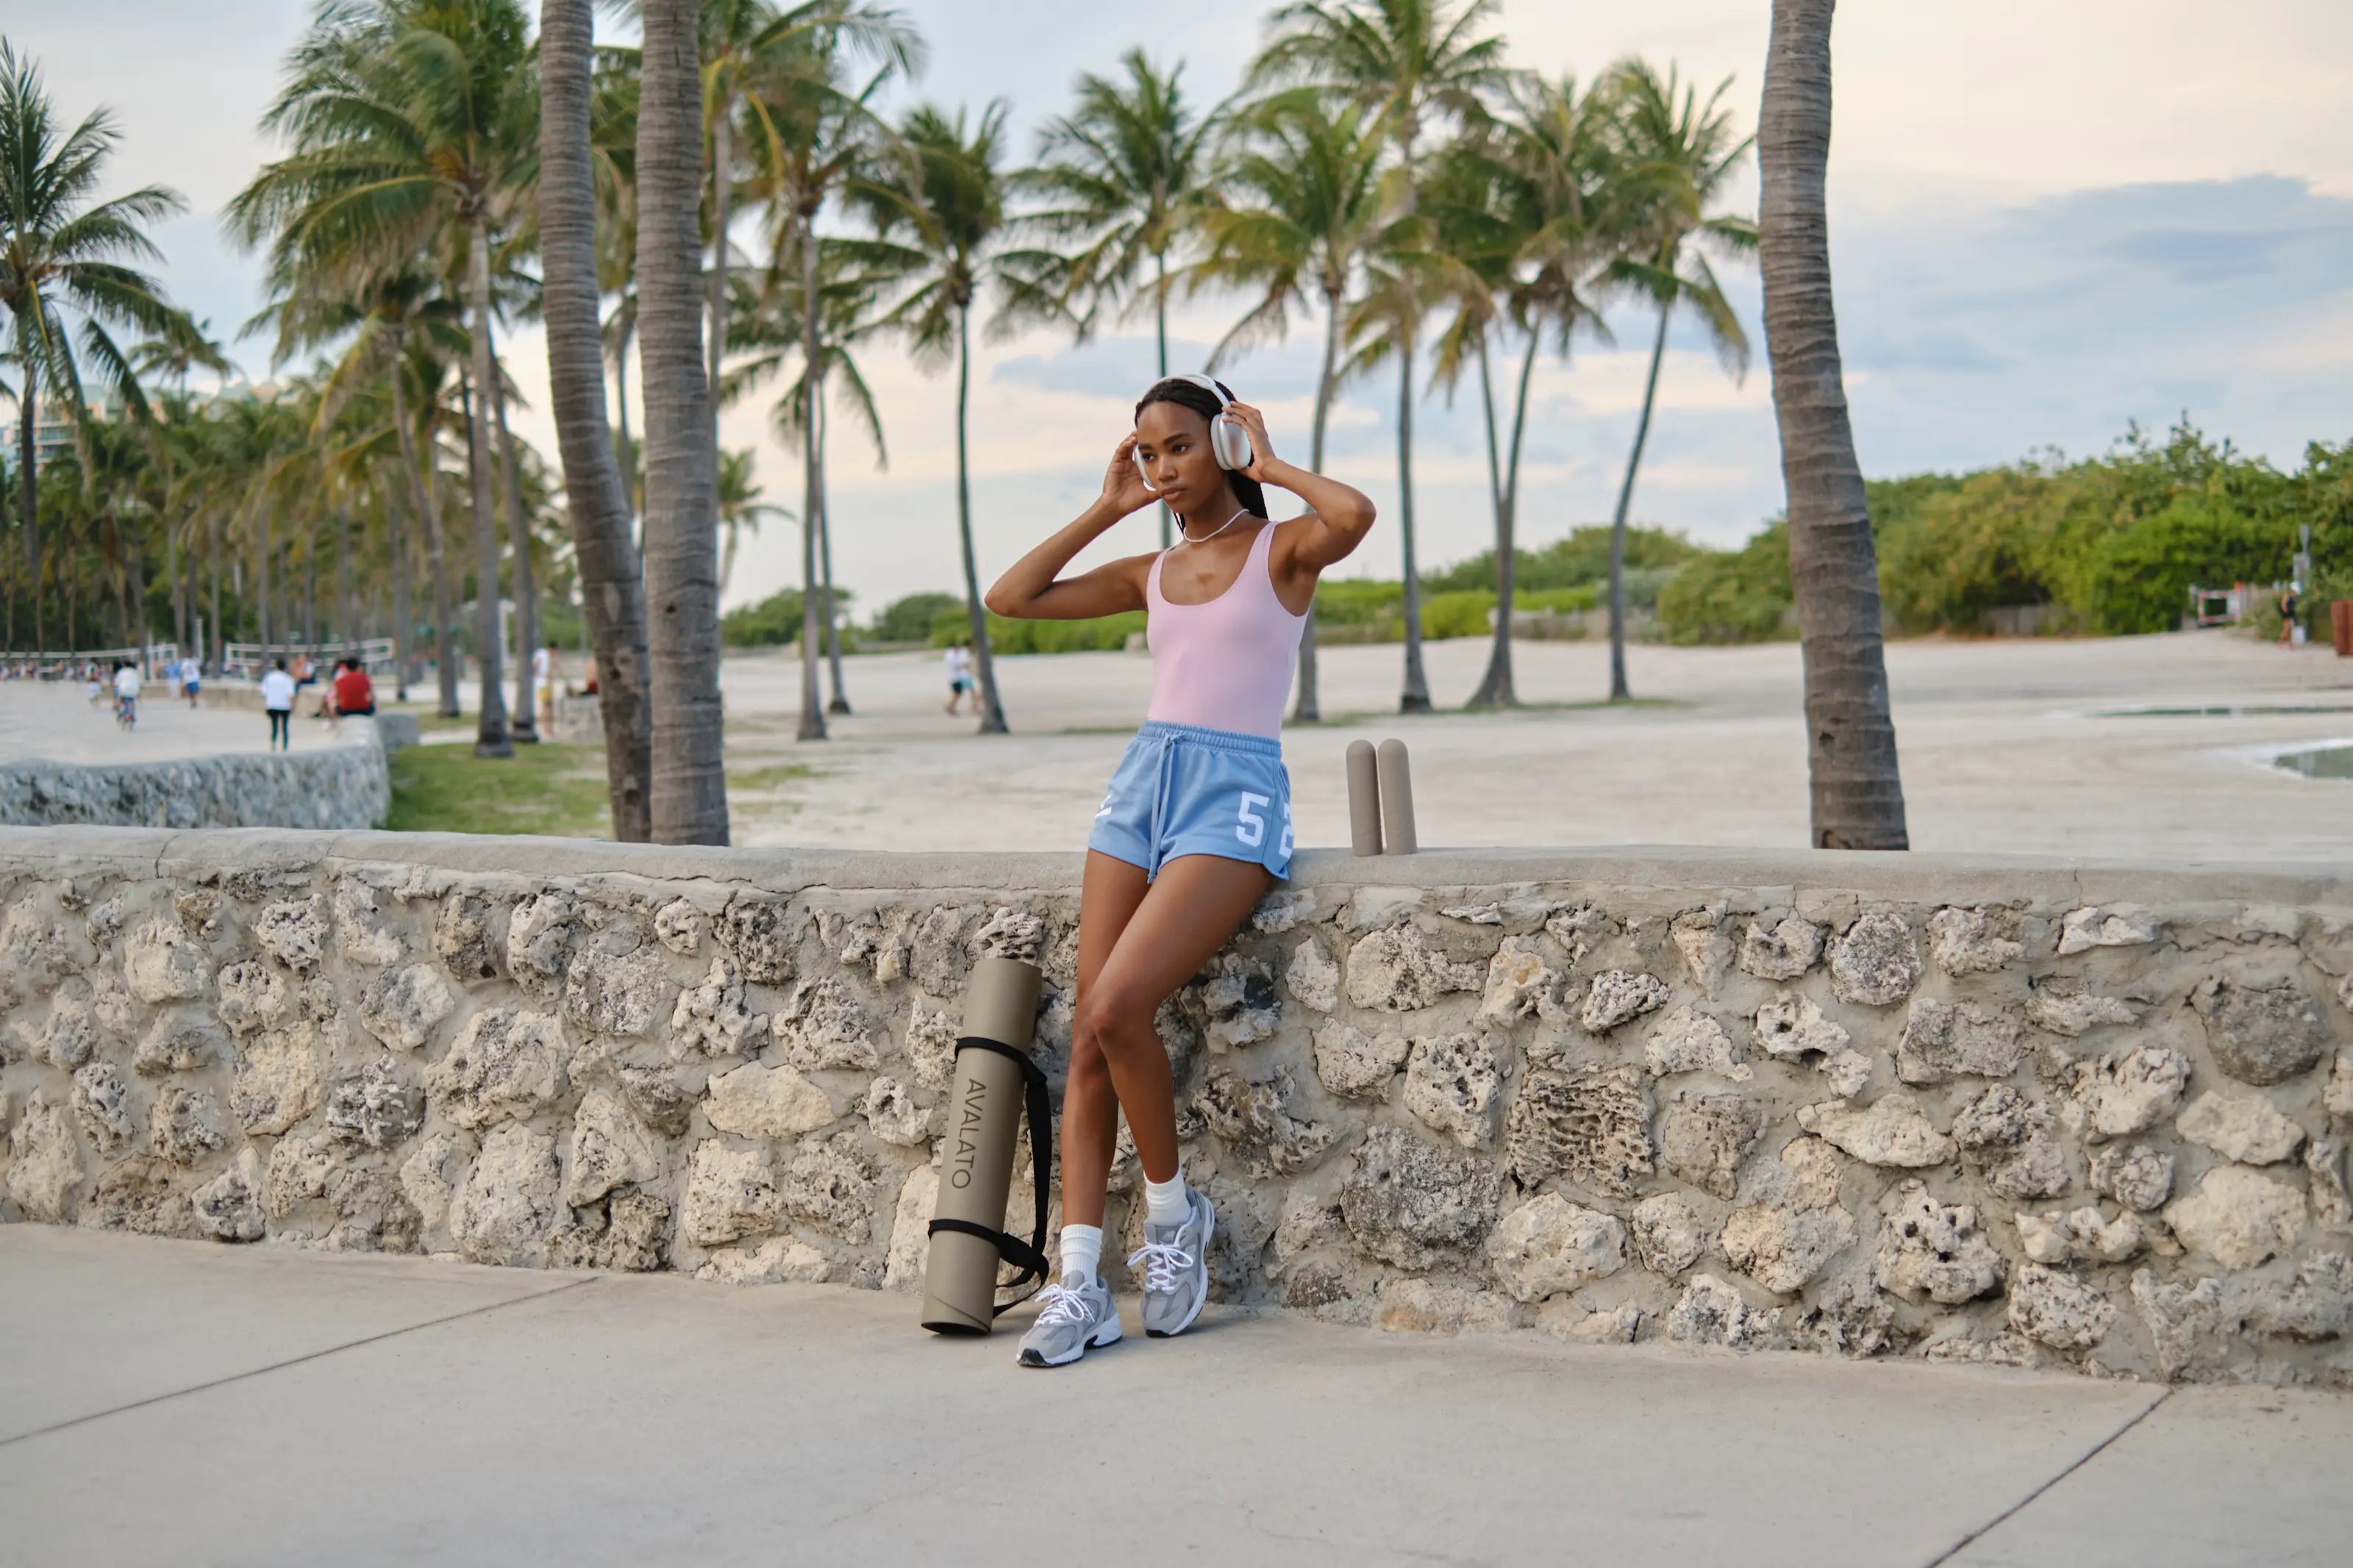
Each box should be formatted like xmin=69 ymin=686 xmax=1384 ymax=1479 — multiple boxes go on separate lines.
xmin=721 ymin=588 xmax=805 ymax=646
xmin=2082 ymin=494 xmax=2288 ymax=634
xmin=1657 ymin=523 xmax=1794 ymax=645
xmin=868 ymin=591 xmax=962 ymax=643
xmin=1418 ymin=590 xmax=1494 ymax=640
xmin=1517 ymin=585 xmax=1599 ymax=614
xmin=1424 ymin=526 xmax=1704 ymax=594
xmin=930 ymin=604 xmax=1145 ymax=654
xmin=1310 ymin=579 xmax=1404 ymax=626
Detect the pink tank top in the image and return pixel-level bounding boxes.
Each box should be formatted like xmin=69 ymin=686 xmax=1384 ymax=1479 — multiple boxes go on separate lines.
xmin=1144 ymin=520 xmax=1307 ymax=740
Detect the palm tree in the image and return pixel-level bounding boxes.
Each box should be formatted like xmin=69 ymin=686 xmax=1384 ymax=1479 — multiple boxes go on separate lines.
xmin=1430 ymin=72 xmax=1621 ymax=709
xmin=1192 ymin=90 xmax=1385 ymax=722
xmin=739 ymin=9 xmax=921 ymax=743
xmin=540 ymin=0 xmax=654 ymax=839
xmin=859 ymin=100 xmax=1056 ymax=735
xmin=1759 ymin=0 xmax=1906 ymax=848
xmin=731 ymin=232 xmax=894 ymax=717
xmin=1342 ymin=229 xmax=1440 ymax=710
xmin=0 ymin=42 xmax=188 ymax=651
xmin=1252 ymin=0 xmax=1511 ymax=712
xmin=1026 ymin=48 xmax=1217 ymax=551
xmin=639 ymin=0 xmax=730 ymax=841
xmin=1597 ymin=59 xmax=1756 ymax=703
xmin=229 ymin=0 xmax=537 ymax=749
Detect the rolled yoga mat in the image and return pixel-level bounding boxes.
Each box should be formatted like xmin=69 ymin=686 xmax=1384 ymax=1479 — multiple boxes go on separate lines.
xmin=921 ymin=955 xmax=1053 ymax=1336
xmin=1377 ymin=737 xmax=1418 ymax=854
xmin=1346 ymin=738 xmax=1384 ymax=856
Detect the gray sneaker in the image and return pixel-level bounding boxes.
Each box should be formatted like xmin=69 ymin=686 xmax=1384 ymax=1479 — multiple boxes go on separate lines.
xmin=1129 ymin=1187 xmax=1215 ymax=1338
xmin=1015 ymin=1274 xmax=1122 ymax=1368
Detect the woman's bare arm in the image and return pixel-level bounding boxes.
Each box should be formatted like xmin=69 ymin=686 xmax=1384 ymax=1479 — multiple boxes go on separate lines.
xmin=985 ymin=433 xmax=1156 ymax=620
xmin=1221 ymin=403 xmax=1377 ymax=579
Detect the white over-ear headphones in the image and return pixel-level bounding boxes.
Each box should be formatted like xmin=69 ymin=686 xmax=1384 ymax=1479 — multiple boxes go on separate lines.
xmin=1136 ymin=374 xmax=1255 ymax=493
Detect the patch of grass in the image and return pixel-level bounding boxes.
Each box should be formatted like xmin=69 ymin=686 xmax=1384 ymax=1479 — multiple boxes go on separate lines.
xmin=386 ymin=703 xmax=474 ymax=735
xmin=386 ymin=741 xmax=612 ymax=837
xmin=728 ymin=761 xmax=817 ymax=792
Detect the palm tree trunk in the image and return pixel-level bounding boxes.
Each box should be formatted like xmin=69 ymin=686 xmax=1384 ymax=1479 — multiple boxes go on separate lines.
xmin=954 ymin=305 xmax=1007 ymax=734
xmin=1293 ymin=287 xmax=1343 ymax=726
xmin=541 ymin=0 xmax=652 ymax=838
xmin=207 ymin=508 xmax=221 ymax=675
xmin=336 ymin=505 xmax=354 ymax=652
xmin=796 ymin=212 xmax=826 ymax=742
xmin=613 ymin=312 xmax=635 ymax=538
xmin=1468 ymin=334 xmax=1543 ymax=709
xmin=638 ymin=0 xmax=729 ymax=843
xmin=168 ymin=515 xmax=184 ymax=652
xmin=382 ymin=469 xmax=414 ymax=701
xmin=484 ymin=332 xmax=538 ymax=742
xmin=464 ymin=223 xmax=513 ymax=756
xmin=1606 ymin=303 xmax=1671 ymax=702
xmin=394 ymin=362 xmax=461 ymax=717
xmin=1154 ymin=251 xmax=1172 ymax=553
xmin=18 ymin=373 xmax=39 ymax=651
xmin=256 ymin=497 xmax=271 ymax=658
xmin=1396 ymin=325 xmax=1430 ymax=713
xmin=1468 ymin=334 xmax=1506 ymax=709
xmin=707 ymin=99 xmax=732 ymax=434
xmin=816 ymin=373 xmax=849 ymax=714
xmin=1762 ymin=0 xmax=1907 ymax=849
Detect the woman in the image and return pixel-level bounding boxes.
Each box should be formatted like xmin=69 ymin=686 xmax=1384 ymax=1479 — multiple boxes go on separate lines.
xmin=985 ymin=375 xmax=1375 ymax=1367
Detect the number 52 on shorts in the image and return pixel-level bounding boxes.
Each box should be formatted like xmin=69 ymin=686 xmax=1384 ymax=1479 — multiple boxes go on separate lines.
xmin=1235 ymin=791 xmax=1293 ymax=857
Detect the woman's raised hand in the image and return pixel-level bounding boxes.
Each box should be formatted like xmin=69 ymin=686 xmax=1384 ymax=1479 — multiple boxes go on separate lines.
xmin=1227 ymin=402 xmax=1279 ymax=481
xmin=1101 ymin=432 xmax=1154 ymax=516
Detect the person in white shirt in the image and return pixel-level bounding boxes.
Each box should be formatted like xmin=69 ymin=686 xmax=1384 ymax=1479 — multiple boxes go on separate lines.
xmin=943 ymin=642 xmax=974 ymax=715
xmin=181 ymin=656 xmax=203 ymax=708
xmin=533 ymin=641 xmax=555 ymax=731
xmin=112 ymin=661 xmax=140 ymax=726
xmin=260 ymin=659 xmax=296 ymax=751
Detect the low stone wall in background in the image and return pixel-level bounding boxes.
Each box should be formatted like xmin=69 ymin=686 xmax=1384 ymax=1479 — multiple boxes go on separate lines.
xmin=1 ymin=828 xmax=2349 ymax=1387
xmin=0 ymin=726 xmax=390 ymax=831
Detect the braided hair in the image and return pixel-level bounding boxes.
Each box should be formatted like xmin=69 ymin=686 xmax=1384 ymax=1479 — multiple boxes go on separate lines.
xmin=1135 ymin=376 xmax=1268 ymax=520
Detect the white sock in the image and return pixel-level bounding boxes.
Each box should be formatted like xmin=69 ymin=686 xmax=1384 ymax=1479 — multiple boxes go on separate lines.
xmin=1143 ymin=1164 xmax=1190 ymax=1228
xmin=1058 ymin=1224 xmax=1103 ymax=1286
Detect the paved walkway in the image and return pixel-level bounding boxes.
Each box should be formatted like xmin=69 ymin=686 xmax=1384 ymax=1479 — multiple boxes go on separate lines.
xmin=2 ymin=1227 xmax=2344 ymax=1567
xmin=720 ymin=630 xmax=2353 ymax=861
xmin=0 ymin=681 xmax=353 ymax=765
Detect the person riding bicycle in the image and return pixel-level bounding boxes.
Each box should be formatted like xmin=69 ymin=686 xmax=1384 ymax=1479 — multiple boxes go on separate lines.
xmin=112 ymin=660 xmax=141 ymax=728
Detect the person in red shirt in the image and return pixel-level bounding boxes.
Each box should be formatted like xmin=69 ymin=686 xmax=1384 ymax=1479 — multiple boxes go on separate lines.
xmin=332 ymin=657 xmax=376 ymax=717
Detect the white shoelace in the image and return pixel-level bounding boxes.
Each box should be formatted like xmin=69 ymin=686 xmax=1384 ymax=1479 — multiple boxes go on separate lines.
xmin=1032 ymin=1281 xmax=1094 ymax=1327
xmin=1126 ymin=1241 xmax=1195 ymax=1295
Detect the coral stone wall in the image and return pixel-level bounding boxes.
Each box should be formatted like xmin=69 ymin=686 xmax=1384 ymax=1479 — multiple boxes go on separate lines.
xmin=3 ymin=827 xmax=2351 ymax=1386
xmin=0 ymin=728 xmax=390 ymax=829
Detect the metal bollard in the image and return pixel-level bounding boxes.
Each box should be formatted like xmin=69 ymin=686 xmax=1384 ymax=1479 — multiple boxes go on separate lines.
xmin=1346 ymin=739 xmax=1384 ymax=856
xmin=1376 ymin=738 xmax=1417 ymax=855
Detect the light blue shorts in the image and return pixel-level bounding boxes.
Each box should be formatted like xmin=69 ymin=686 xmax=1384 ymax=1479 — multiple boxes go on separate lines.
xmin=1088 ymin=720 xmax=1293 ymax=881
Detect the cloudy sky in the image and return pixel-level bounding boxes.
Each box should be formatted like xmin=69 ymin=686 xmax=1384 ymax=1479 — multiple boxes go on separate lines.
xmin=12 ymin=1 xmax=2353 ymax=609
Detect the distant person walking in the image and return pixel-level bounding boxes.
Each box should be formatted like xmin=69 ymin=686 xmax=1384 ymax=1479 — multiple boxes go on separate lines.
xmin=2279 ymin=583 xmax=2302 ymax=647
xmin=943 ymin=642 xmax=974 ymax=715
xmin=179 ymin=655 xmax=202 ymax=708
xmin=261 ymin=659 xmax=296 ymax=751
xmin=332 ymin=656 xmax=375 ymax=718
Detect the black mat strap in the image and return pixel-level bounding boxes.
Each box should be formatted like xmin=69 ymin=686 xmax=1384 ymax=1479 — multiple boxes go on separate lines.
xmin=925 ymin=1035 xmax=1054 ymax=1317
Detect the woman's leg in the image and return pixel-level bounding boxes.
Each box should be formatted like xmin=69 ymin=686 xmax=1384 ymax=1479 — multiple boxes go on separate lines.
xmin=1058 ymin=851 xmax=1151 ymax=1230
xmin=1074 ymin=853 xmax=1271 ymax=1191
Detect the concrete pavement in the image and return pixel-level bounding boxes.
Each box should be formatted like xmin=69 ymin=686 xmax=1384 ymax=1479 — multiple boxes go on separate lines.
xmin=2 ymin=1227 xmax=2346 ymax=1567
